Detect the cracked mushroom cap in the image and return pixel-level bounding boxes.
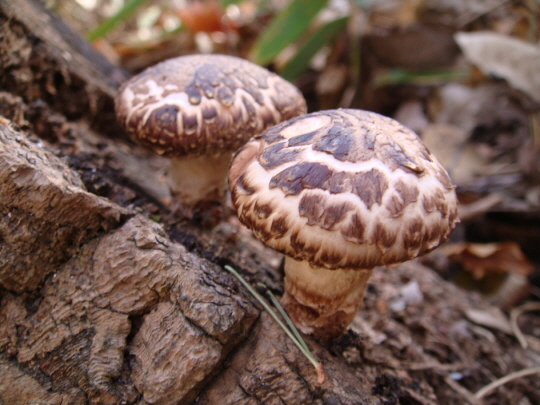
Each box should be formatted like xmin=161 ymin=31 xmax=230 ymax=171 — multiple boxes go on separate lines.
xmin=229 ymin=109 xmax=459 ymax=270
xmin=115 ymin=54 xmax=307 ymax=157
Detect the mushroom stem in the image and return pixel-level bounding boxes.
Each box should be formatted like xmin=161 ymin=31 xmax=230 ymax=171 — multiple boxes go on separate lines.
xmin=281 ymin=258 xmax=373 ymax=340
xmin=167 ymin=153 xmax=232 ymax=209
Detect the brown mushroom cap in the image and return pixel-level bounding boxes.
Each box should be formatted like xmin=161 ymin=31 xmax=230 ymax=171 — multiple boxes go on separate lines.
xmin=229 ymin=109 xmax=459 ymax=270
xmin=115 ymin=54 xmax=307 ymax=157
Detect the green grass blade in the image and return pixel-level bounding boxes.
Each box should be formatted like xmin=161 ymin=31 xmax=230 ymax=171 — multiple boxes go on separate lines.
xmin=280 ymin=15 xmax=349 ymax=81
xmin=87 ymin=0 xmax=152 ymax=41
xmin=219 ymin=0 xmax=244 ymax=6
xmin=249 ymin=0 xmax=330 ymax=66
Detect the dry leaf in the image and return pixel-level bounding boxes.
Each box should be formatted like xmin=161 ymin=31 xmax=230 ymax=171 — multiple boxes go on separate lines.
xmin=394 ymin=100 xmax=429 ymax=134
xmin=465 ymin=308 xmax=514 ymax=335
xmin=176 ymin=0 xmax=234 ymax=33
xmin=455 ymin=31 xmax=540 ymax=102
xmin=458 ymin=194 xmax=503 ymax=222
xmin=441 ymin=242 xmax=534 ymax=280
xmin=421 ymin=123 xmax=485 ymax=184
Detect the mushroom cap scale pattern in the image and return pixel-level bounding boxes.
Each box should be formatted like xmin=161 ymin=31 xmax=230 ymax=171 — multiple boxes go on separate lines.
xmin=229 ymin=109 xmax=459 ymax=270
xmin=115 ymin=54 xmax=307 ymax=157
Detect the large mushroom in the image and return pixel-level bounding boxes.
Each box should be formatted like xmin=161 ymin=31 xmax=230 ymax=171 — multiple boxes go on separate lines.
xmin=115 ymin=54 xmax=306 ymax=211
xmin=229 ymin=109 xmax=459 ymax=340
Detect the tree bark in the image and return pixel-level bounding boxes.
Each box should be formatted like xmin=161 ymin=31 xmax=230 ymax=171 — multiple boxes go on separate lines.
xmin=1 ymin=1 xmax=539 ymax=404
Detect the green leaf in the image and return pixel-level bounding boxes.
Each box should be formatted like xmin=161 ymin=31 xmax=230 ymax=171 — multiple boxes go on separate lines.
xmin=87 ymin=0 xmax=152 ymax=41
xmin=249 ymin=0 xmax=330 ymax=66
xmin=279 ymin=15 xmax=349 ymax=81
xmin=219 ymin=0 xmax=245 ymax=6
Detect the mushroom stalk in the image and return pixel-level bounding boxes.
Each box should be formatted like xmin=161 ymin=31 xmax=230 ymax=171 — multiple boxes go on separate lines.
xmin=167 ymin=153 xmax=231 ymax=208
xmin=281 ymin=258 xmax=373 ymax=340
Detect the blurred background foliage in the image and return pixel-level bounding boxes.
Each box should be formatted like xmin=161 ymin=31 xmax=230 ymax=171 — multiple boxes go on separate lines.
xmin=43 ymin=0 xmax=540 ymax=299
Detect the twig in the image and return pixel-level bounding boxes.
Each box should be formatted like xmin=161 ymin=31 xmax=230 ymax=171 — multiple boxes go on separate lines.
xmin=475 ymin=367 xmax=540 ymax=399
xmin=443 ymin=376 xmax=479 ymax=405
xmin=510 ymin=301 xmax=540 ymax=349
xmin=224 ymin=265 xmax=325 ymax=385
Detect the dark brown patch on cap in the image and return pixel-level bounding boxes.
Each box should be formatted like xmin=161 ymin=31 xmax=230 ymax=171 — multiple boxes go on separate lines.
xmin=402 ymin=217 xmax=424 ymax=253
xmin=254 ymin=225 xmax=273 ymax=244
xmin=289 ymin=230 xmax=305 ymax=253
xmin=240 ymin=176 xmax=257 ymax=194
xmin=322 ymin=202 xmax=354 ymax=230
xmin=298 ymin=193 xmax=325 ymax=226
xmin=259 ymin=142 xmax=300 ymax=170
xmin=289 ymin=231 xmax=320 ymax=260
xmin=182 ymin=113 xmax=198 ymax=135
xmin=242 ymin=95 xmax=257 ymax=126
xmin=395 ymin=179 xmax=419 ymax=205
xmin=216 ymin=86 xmax=234 ymax=106
xmin=299 ymin=193 xmax=355 ymax=231
xmin=254 ymin=202 xmax=273 ymax=219
xmin=313 ymin=130 xmax=353 ymax=161
xmin=202 ymin=105 xmax=217 ymax=122
xmin=384 ymin=143 xmax=424 ymax=174
xmin=270 ymin=215 xmax=289 ymax=238
xmin=386 ymin=179 xmax=419 ymax=217
xmin=353 ymin=168 xmax=388 ymax=208
xmin=373 ymin=220 xmax=397 ymax=251
xmin=326 ymin=171 xmax=353 ymax=194
xmin=260 ymin=120 xmax=289 ymax=143
xmin=145 ymin=105 xmax=179 ymax=139
xmin=271 ymin=81 xmax=297 ymax=111
xmin=422 ymin=188 xmax=444 ymax=213
xmin=341 ymin=212 xmax=366 ymax=243
xmin=319 ymin=250 xmax=343 ymax=267
xmin=425 ymin=222 xmax=444 ymax=246
xmin=270 ymin=162 xmax=331 ymax=195
xmin=288 ymin=130 xmax=320 ymax=147
xmin=436 ymin=197 xmax=449 ymax=219
xmin=259 ymin=109 xmax=277 ymax=128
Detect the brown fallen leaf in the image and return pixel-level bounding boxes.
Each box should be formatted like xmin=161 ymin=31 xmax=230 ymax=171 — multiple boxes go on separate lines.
xmin=465 ymin=307 xmax=514 ymax=336
xmin=455 ymin=31 xmax=540 ymax=102
xmin=441 ymin=241 xmax=534 ymax=280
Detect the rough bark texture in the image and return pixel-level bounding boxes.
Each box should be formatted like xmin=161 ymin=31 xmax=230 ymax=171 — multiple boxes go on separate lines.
xmin=0 ymin=124 xmax=129 ymax=292
xmin=0 ymin=0 xmax=127 ymax=137
xmin=1 ymin=1 xmax=539 ymax=404
xmin=0 ymin=220 xmax=258 ymax=404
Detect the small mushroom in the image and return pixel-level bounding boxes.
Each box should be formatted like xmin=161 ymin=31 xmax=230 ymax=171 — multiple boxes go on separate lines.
xmin=115 ymin=54 xmax=306 ymax=211
xmin=229 ymin=109 xmax=459 ymax=340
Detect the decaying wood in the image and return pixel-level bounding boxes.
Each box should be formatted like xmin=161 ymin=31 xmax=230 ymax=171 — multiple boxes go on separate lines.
xmin=0 ymin=124 xmax=129 ymax=292
xmin=0 ymin=123 xmax=259 ymax=404
xmin=1 ymin=1 xmax=539 ymax=404
xmin=0 ymin=0 xmax=127 ymax=138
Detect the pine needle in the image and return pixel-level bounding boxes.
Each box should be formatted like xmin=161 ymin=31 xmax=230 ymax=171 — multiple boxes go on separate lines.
xmin=224 ymin=265 xmax=325 ymax=385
